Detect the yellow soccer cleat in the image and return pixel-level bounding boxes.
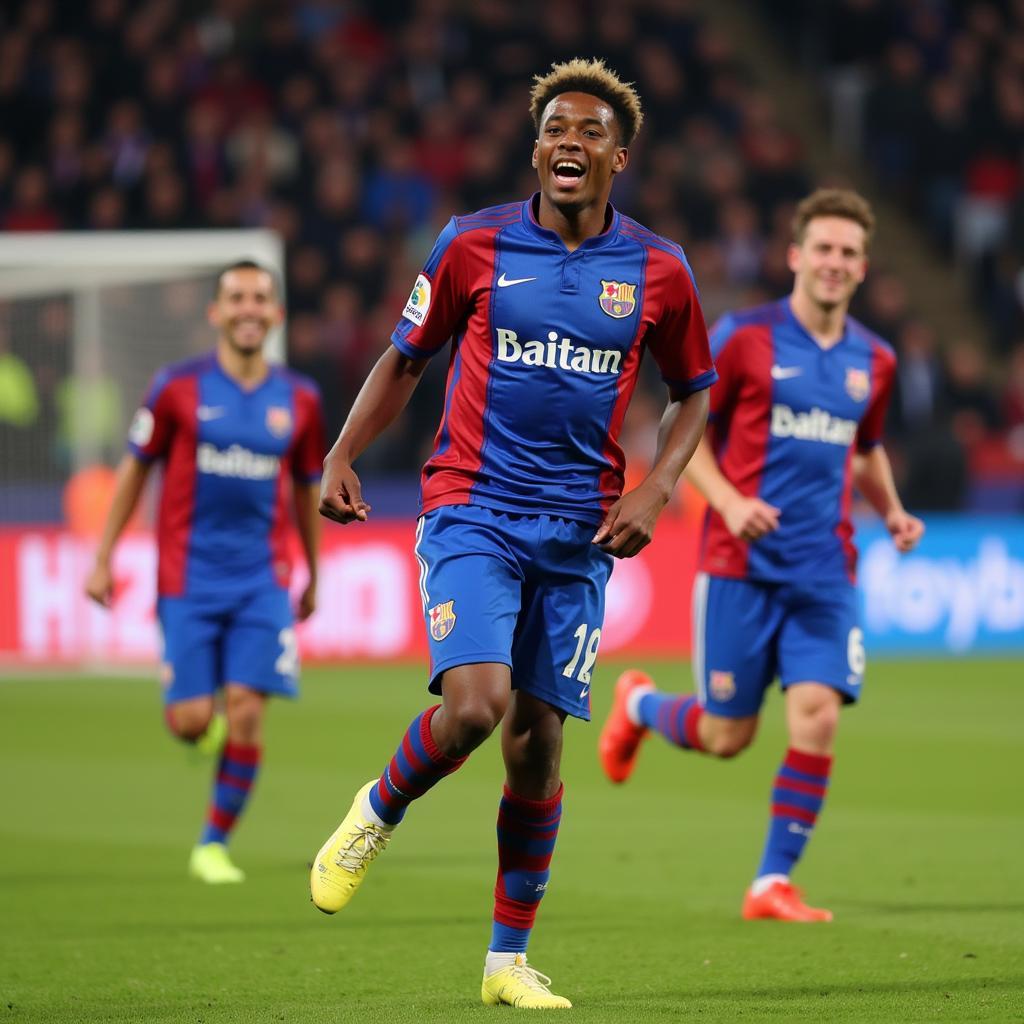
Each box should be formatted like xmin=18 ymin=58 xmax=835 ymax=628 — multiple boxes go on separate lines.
xmin=481 ymin=954 xmax=573 ymax=1009
xmin=310 ymin=780 xmax=394 ymax=914
xmin=194 ymin=712 xmax=228 ymax=757
xmin=188 ymin=842 xmax=245 ymax=884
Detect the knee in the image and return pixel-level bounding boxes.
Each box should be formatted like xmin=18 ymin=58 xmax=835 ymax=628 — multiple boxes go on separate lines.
xmin=226 ymin=690 xmax=265 ymax=742
xmin=702 ymin=718 xmax=757 ymax=759
xmin=167 ymin=702 xmax=212 ymax=741
xmin=797 ymin=703 xmax=840 ymax=751
xmin=440 ymin=700 xmax=504 ymax=757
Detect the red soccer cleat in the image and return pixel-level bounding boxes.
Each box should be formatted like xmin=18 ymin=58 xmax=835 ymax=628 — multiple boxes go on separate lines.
xmin=742 ymin=881 xmax=834 ymax=923
xmin=598 ymin=669 xmax=654 ymax=784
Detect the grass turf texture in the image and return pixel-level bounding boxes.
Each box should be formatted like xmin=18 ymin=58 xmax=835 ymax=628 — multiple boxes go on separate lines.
xmin=1 ymin=659 xmax=1021 ymax=1023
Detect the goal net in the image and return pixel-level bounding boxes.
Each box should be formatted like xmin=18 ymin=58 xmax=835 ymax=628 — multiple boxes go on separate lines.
xmin=0 ymin=230 xmax=284 ymax=526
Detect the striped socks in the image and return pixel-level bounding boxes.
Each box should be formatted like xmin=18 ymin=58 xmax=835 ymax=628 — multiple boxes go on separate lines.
xmin=367 ymin=704 xmax=466 ymax=826
xmin=200 ymin=741 xmax=261 ymax=844
xmin=755 ymin=748 xmax=832 ymax=880
xmin=634 ymin=690 xmax=704 ymax=750
xmin=490 ymin=784 xmax=563 ymax=953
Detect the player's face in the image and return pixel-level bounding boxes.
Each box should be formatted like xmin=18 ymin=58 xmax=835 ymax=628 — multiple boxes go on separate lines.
xmin=788 ymin=216 xmax=868 ymax=312
xmin=208 ymin=269 xmax=281 ymax=354
xmin=532 ymin=92 xmax=628 ymax=212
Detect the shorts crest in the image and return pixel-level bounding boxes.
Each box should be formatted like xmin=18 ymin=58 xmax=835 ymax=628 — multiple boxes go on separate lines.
xmin=709 ymin=669 xmax=736 ymax=701
xmin=599 ymin=280 xmax=637 ymax=318
xmin=428 ymin=599 xmax=457 ymax=641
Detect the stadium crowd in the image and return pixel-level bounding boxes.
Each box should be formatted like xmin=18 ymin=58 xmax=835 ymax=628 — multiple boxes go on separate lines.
xmin=0 ymin=0 xmax=1020 ymax=512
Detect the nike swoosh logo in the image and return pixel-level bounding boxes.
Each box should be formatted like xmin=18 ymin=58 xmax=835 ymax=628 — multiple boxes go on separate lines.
xmin=770 ymin=365 xmax=803 ymax=380
xmin=497 ymin=273 xmax=537 ymax=288
xmin=197 ymin=405 xmax=227 ymax=420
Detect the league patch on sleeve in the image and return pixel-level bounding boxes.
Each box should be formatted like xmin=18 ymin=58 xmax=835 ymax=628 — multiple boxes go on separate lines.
xmin=402 ymin=273 xmax=431 ymax=326
xmin=128 ymin=407 xmax=154 ymax=446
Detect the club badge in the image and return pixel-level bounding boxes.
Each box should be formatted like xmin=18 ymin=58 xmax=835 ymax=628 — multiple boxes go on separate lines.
xmin=599 ymin=280 xmax=637 ymax=319
xmin=709 ymin=669 xmax=736 ymax=701
xmin=845 ymin=367 xmax=870 ymax=402
xmin=266 ymin=406 xmax=292 ymax=437
xmin=429 ymin=600 xmax=456 ymax=641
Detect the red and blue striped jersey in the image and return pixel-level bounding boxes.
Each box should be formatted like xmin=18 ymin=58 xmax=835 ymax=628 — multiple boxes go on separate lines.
xmin=391 ymin=196 xmax=717 ymax=524
xmin=700 ymin=298 xmax=896 ymax=583
xmin=127 ymin=353 xmax=326 ymax=597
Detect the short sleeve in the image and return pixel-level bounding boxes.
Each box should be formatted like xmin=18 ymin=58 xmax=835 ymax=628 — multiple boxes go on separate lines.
xmin=127 ymin=369 xmax=177 ymax=462
xmin=391 ymin=217 xmax=470 ymax=359
xmin=291 ymin=382 xmax=327 ymax=482
xmin=856 ymin=343 xmax=897 ymax=452
xmin=644 ymin=255 xmax=717 ymax=396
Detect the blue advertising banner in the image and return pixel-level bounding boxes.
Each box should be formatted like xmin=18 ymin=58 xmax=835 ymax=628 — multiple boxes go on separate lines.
xmin=857 ymin=516 xmax=1024 ymax=655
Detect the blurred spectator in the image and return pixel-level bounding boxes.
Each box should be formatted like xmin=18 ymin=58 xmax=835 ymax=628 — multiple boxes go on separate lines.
xmin=888 ymin=319 xmax=947 ymax=439
xmin=1003 ymin=342 xmax=1024 ymax=428
xmin=945 ymin=341 xmax=1003 ymax=443
xmin=2 ymin=166 xmax=61 ymax=231
xmin=0 ymin=327 xmax=39 ymax=431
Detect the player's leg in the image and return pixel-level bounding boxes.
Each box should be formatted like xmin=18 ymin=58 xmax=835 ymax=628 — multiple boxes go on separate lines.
xmin=311 ymin=506 xmax=522 ymax=914
xmin=599 ymin=573 xmax=775 ymax=781
xmin=743 ymin=582 xmax=861 ymax=922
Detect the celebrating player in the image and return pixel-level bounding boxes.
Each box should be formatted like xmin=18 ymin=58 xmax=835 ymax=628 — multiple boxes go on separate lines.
xmin=310 ymin=59 xmax=715 ymax=1008
xmin=599 ymin=188 xmax=925 ymax=922
xmin=85 ymin=261 xmax=325 ymax=884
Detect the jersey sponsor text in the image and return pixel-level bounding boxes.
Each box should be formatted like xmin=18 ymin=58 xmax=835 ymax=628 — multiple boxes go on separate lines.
xmin=496 ymin=328 xmax=623 ymax=375
xmin=770 ymin=404 xmax=857 ymax=446
xmin=197 ymin=442 xmax=280 ymax=480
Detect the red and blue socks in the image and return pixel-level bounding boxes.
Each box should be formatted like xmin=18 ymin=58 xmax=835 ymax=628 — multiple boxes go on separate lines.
xmin=755 ymin=747 xmax=832 ymax=881
xmin=633 ymin=690 xmax=704 ymax=750
xmin=200 ymin=741 xmax=260 ymax=845
xmin=366 ymin=704 xmax=466 ymax=826
xmin=490 ymin=784 xmax=563 ymax=954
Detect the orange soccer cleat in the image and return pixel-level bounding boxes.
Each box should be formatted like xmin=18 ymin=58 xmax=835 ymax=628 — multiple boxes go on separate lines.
xmin=598 ymin=669 xmax=654 ymax=784
xmin=742 ymin=880 xmax=833 ymax=922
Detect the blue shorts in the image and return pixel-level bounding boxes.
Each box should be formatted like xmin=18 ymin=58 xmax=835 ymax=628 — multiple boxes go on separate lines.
xmin=156 ymin=584 xmax=299 ymax=704
xmin=414 ymin=504 xmax=614 ymax=720
xmin=692 ymin=573 xmax=864 ymax=717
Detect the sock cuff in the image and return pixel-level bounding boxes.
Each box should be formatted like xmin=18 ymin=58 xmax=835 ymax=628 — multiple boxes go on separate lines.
xmin=785 ymin=747 xmax=832 ymax=777
xmin=223 ymin=741 xmax=261 ymax=765
xmin=682 ymin=699 xmax=704 ymax=751
xmin=419 ymin=704 xmax=466 ymax=770
xmin=501 ymin=782 xmax=564 ymax=817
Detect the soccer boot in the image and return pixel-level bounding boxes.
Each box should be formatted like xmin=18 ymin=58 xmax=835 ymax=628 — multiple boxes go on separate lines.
xmin=193 ymin=712 xmax=228 ymax=758
xmin=598 ymin=669 xmax=653 ymax=783
xmin=188 ymin=842 xmax=245 ymax=884
xmin=310 ymin=780 xmax=394 ymax=914
xmin=481 ymin=954 xmax=572 ymax=1009
xmin=742 ymin=880 xmax=833 ymax=922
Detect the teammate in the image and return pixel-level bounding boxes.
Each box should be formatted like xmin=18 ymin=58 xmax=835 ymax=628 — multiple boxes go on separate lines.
xmin=310 ymin=59 xmax=715 ymax=1008
xmin=85 ymin=261 xmax=325 ymax=884
xmin=599 ymin=188 xmax=925 ymax=922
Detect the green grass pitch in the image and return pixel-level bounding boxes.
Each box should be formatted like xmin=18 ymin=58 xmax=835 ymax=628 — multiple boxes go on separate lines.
xmin=1 ymin=658 xmax=1022 ymax=1023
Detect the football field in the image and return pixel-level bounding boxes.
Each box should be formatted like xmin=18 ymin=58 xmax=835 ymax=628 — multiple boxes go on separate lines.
xmin=2 ymin=658 xmax=1022 ymax=1023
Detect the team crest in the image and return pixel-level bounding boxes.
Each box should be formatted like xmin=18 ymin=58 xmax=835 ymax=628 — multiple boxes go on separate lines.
xmin=266 ymin=405 xmax=292 ymax=437
xmin=709 ymin=670 xmax=736 ymax=702
xmin=599 ymin=280 xmax=637 ymax=319
xmin=845 ymin=367 xmax=870 ymax=402
xmin=428 ymin=600 xmax=457 ymax=641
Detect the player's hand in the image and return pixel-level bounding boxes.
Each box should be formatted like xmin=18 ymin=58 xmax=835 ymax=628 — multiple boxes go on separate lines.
xmin=84 ymin=560 xmax=114 ymax=608
xmin=885 ymin=508 xmax=925 ymax=553
xmin=296 ymin=578 xmax=317 ymax=621
xmin=721 ymin=495 xmax=781 ymax=542
xmin=592 ymin=483 xmax=666 ymax=559
xmin=319 ymin=457 xmax=371 ymax=524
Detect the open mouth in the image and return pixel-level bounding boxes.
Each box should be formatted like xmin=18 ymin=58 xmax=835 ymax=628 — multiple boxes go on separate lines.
xmin=552 ymin=159 xmax=586 ymax=187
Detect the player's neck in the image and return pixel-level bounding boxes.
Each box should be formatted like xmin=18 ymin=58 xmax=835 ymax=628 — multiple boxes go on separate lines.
xmin=216 ymin=340 xmax=269 ymax=389
xmin=537 ymin=194 xmax=610 ymax=252
xmin=788 ymin=292 xmax=847 ymax=350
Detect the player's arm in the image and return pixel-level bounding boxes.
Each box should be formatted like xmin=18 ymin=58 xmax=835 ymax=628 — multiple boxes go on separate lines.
xmin=84 ymin=454 xmax=152 ymax=607
xmin=293 ymin=482 xmax=321 ymax=620
xmin=319 ymin=346 xmax=430 ymax=524
xmin=684 ymin=437 xmax=781 ymax=542
xmin=852 ymin=445 xmax=924 ymax=553
xmin=593 ymin=385 xmax=709 ymax=559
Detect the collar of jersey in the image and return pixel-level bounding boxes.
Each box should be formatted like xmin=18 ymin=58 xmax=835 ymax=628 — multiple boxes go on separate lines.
xmin=520 ymin=193 xmax=621 ymax=251
xmin=782 ymin=297 xmax=851 ymax=353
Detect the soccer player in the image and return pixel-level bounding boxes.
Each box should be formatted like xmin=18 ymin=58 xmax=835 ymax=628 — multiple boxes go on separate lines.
xmin=84 ymin=261 xmax=325 ymax=884
xmin=599 ymin=188 xmax=925 ymax=922
xmin=310 ymin=59 xmax=715 ymax=1008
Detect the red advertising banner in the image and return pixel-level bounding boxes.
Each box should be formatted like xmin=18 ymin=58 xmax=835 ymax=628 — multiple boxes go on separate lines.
xmin=0 ymin=521 xmax=700 ymax=667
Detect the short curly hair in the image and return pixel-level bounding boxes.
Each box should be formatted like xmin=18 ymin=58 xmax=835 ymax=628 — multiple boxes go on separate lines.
xmin=792 ymin=188 xmax=876 ymax=248
xmin=529 ymin=58 xmax=643 ymax=147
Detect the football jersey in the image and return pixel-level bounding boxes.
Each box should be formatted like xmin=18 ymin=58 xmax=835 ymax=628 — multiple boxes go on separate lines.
xmin=700 ymin=298 xmax=896 ymax=584
xmin=391 ymin=195 xmax=717 ymax=524
xmin=128 ymin=353 xmax=326 ymax=597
